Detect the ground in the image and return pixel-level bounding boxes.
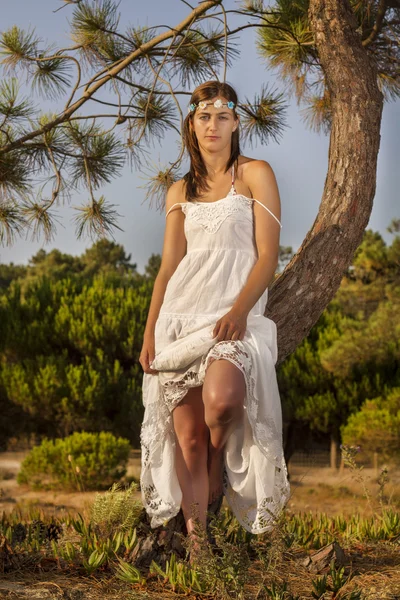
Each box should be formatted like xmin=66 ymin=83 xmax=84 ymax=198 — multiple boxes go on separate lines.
xmin=1 ymin=451 xmax=398 ymax=518
xmin=0 ymin=452 xmax=399 ymax=600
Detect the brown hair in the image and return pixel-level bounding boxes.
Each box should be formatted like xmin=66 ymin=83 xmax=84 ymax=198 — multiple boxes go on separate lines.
xmin=182 ymin=80 xmax=240 ymax=202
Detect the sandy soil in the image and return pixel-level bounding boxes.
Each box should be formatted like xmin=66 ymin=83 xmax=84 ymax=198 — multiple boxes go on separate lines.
xmin=1 ymin=453 xmax=399 ymax=600
xmin=287 ymin=463 xmax=400 ymax=517
xmin=0 ymin=450 xmax=142 ymax=519
xmin=1 ymin=451 xmax=399 ymax=518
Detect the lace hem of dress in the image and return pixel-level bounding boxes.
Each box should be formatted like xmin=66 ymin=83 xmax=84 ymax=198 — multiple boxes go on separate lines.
xmin=223 ymin=457 xmax=291 ymax=533
xmin=140 ymin=339 xmax=290 ymax=533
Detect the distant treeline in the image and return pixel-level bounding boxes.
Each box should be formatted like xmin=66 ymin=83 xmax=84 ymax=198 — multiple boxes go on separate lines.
xmin=0 ymin=224 xmax=399 ymax=462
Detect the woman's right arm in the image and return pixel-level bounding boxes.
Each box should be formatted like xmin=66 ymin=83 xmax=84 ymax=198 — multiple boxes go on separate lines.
xmin=140 ymin=180 xmax=187 ymax=374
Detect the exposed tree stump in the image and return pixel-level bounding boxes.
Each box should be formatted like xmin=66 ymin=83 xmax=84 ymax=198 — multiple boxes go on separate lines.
xmin=131 ymin=497 xmax=223 ymax=569
xmin=0 ymin=534 xmax=22 ymax=573
xmin=302 ymin=541 xmax=347 ymax=573
xmin=129 ymin=508 xmax=187 ymax=569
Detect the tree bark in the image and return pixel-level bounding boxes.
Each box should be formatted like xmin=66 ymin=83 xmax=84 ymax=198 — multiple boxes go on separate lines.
xmin=330 ymin=436 xmax=338 ymax=470
xmin=267 ymin=0 xmax=384 ymax=366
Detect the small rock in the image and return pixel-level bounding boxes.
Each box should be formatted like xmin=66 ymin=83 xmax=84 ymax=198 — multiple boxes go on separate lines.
xmin=302 ymin=541 xmax=346 ymax=573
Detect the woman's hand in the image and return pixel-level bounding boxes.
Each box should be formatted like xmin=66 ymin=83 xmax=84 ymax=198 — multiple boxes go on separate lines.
xmin=139 ymin=334 xmax=159 ymax=375
xmin=213 ymin=308 xmax=248 ymax=342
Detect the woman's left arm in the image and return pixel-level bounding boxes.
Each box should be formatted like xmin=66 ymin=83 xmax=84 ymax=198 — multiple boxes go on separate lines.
xmin=213 ymin=160 xmax=281 ymax=341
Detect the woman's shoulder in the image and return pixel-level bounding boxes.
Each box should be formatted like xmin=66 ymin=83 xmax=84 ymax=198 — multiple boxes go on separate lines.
xmin=238 ymin=156 xmax=277 ymax=193
xmin=238 ymin=156 xmax=274 ymax=178
xmin=165 ymin=179 xmax=188 ymax=214
xmin=167 ymin=178 xmax=186 ymax=196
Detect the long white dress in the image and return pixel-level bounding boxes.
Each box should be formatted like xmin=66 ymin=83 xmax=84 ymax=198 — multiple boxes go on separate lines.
xmin=140 ymin=164 xmax=290 ymax=534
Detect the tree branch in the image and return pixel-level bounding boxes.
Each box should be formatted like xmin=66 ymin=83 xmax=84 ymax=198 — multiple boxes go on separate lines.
xmin=0 ymin=0 xmax=222 ymax=154
xmin=362 ymin=0 xmax=388 ymax=46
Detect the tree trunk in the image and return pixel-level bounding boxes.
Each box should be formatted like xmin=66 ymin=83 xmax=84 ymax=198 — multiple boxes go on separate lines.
xmin=267 ymin=0 xmax=384 ymax=367
xmin=283 ymin=421 xmax=298 ymax=472
xmin=373 ymin=451 xmax=379 ymax=473
xmin=330 ymin=436 xmax=338 ymax=471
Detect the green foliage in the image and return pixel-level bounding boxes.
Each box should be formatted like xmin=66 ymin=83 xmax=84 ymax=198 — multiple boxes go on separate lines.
xmin=310 ymin=560 xmax=361 ymax=599
xmin=0 ymin=77 xmax=35 ymax=119
xmin=18 ymin=239 xmax=139 ymax=291
xmin=0 ymin=261 xmax=26 ymax=292
xmin=321 ymin=300 xmax=400 ymax=379
xmin=263 ymin=580 xmax=300 ymax=599
xmin=149 ymin=553 xmax=209 ymax=595
xmin=71 ymin=0 xmax=124 ymax=62
xmin=311 ymin=574 xmax=328 ymax=599
xmin=90 ymin=481 xmax=143 ymax=537
xmin=186 ymin=511 xmax=251 ymax=600
xmin=280 ymin=508 xmax=400 ymax=549
xmin=17 ymin=431 xmax=130 ymax=491
xmin=278 ymin=226 xmax=400 ymax=454
xmin=0 ymin=242 xmax=156 ymax=447
xmin=0 ymin=503 xmax=394 ymax=596
xmin=341 ymin=388 xmax=400 ymax=462
xmin=256 ymin=0 xmax=400 ymax=136
xmin=82 ymin=548 xmax=108 ymax=574
xmin=1 ymin=226 xmax=399 ymax=454
xmin=115 ymin=559 xmax=146 ymax=585
xmin=350 ymin=230 xmax=392 ymax=285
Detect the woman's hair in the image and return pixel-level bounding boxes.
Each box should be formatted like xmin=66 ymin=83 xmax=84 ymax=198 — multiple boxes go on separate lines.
xmin=182 ymin=80 xmax=240 ymax=202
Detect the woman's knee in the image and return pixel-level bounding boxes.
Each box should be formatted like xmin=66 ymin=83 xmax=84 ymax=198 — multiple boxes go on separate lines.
xmin=172 ymin=395 xmax=209 ymax=454
xmin=176 ymin=430 xmax=209 ymax=455
xmin=203 ymin=359 xmax=246 ymax=425
xmin=204 ymin=386 xmax=244 ymax=426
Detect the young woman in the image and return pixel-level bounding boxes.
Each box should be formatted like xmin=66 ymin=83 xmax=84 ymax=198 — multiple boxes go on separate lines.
xmin=139 ymin=80 xmax=290 ymax=557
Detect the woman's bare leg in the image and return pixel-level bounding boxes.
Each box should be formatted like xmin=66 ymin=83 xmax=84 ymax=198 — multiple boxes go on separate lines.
xmin=203 ymin=359 xmax=246 ymax=504
xmin=172 ymin=385 xmax=209 ymax=539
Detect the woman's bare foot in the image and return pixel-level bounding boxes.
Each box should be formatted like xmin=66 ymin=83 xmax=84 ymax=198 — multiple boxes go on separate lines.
xmin=187 ymin=520 xmax=207 ymax=567
xmin=188 ymin=533 xmax=202 ymax=566
xmin=207 ymin=447 xmax=224 ymax=505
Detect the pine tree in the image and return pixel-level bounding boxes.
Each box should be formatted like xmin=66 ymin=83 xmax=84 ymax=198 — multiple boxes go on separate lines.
xmin=0 ymin=0 xmax=398 ymax=361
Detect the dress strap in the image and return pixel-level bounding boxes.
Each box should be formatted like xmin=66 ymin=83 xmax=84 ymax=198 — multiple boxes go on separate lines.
xmin=252 ymin=199 xmax=282 ymax=229
xmin=165 ymin=202 xmax=183 ymax=218
xmin=231 ymin=163 xmax=237 ymax=194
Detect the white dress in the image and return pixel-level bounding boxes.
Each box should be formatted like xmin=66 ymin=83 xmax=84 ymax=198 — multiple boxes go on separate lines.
xmin=140 ymin=164 xmax=290 ymax=534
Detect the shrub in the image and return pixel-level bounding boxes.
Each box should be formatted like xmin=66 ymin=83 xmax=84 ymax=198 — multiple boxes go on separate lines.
xmin=341 ymin=387 xmax=400 ymax=463
xmin=17 ymin=431 xmax=130 ymax=491
xmin=90 ymin=481 xmax=144 ymax=538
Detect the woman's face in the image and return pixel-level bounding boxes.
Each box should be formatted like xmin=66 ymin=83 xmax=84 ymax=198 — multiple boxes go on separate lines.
xmin=191 ymin=96 xmax=238 ymax=152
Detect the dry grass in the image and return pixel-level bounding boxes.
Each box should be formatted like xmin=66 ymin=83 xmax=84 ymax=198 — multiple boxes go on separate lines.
xmin=1 ymin=536 xmax=399 ymax=599
xmin=0 ymin=451 xmax=399 ymax=599
xmin=287 ymin=464 xmax=400 ymax=518
xmin=0 ymin=450 xmax=142 ymax=519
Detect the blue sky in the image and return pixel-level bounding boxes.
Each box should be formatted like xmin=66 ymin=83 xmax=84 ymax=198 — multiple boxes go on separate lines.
xmin=0 ymin=0 xmax=399 ymax=273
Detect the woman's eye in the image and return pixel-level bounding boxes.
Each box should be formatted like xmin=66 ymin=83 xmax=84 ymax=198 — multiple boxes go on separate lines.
xmin=199 ymin=116 xmax=228 ymax=120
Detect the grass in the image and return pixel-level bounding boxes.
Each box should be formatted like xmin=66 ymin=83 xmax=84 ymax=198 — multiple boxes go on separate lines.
xmin=1 ymin=499 xmax=399 ymax=598
xmin=0 ymin=447 xmax=399 ymax=599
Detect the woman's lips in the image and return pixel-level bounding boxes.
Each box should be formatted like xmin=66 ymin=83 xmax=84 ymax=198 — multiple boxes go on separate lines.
xmin=206 ymin=136 xmax=220 ymax=140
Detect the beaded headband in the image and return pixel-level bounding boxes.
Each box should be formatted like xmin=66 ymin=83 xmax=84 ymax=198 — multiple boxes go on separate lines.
xmin=188 ymin=98 xmax=235 ymax=114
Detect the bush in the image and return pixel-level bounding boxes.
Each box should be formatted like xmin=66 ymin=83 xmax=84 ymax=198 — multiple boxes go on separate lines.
xmin=17 ymin=431 xmax=131 ymax=491
xmin=341 ymin=387 xmax=400 ymax=464
xmin=90 ymin=481 xmax=144 ymax=538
